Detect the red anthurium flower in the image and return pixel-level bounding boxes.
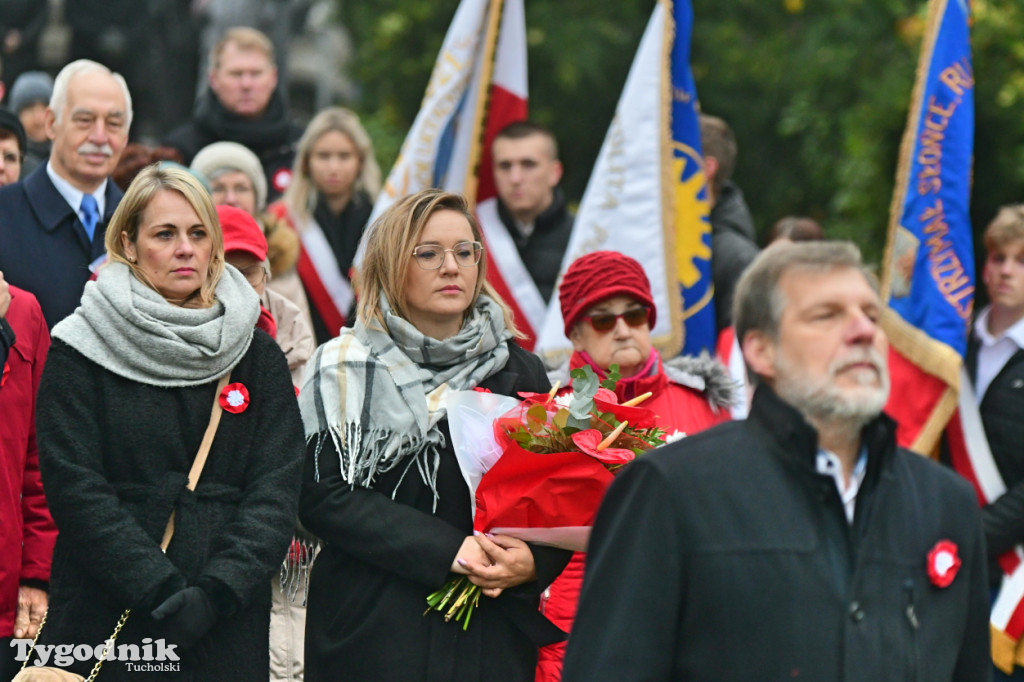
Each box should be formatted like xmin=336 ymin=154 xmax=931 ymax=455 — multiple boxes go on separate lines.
xmin=593 ymin=396 xmax=658 ymax=429
xmin=219 ymin=382 xmax=250 ymax=414
xmin=571 ymin=429 xmax=636 ymax=465
xmin=517 ymin=390 xmax=551 ymax=404
xmin=926 ymin=540 xmax=961 ymax=588
xmin=473 ymin=387 xmax=492 ymax=393
xmin=594 ymin=387 xmax=618 ymax=403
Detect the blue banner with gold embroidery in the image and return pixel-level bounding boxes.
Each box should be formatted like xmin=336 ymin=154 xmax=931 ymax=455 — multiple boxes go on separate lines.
xmin=670 ymin=0 xmax=715 ymax=355
xmin=881 ymin=0 xmax=973 ymax=452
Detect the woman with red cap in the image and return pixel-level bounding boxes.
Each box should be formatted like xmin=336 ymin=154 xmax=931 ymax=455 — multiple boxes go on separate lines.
xmin=535 ymin=249 xmax=734 ymax=682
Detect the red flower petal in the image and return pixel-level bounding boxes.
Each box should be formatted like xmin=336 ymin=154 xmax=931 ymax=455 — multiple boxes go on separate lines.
xmin=595 ymin=387 xmax=618 ymax=404
xmin=926 ymin=540 xmax=961 ymax=588
xmin=593 ymin=396 xmax=658 ymax=429
xmin=571 ymin=429 xmax=636 ymax=464
xmin=219 ymin=382 xmax=250 ymax=414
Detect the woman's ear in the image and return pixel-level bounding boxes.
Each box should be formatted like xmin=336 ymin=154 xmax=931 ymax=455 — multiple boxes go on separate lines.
xmin=568 ymin=323 xmax=586 ymax=352
xmin=120 ymin=231 xmax=137 ymax=262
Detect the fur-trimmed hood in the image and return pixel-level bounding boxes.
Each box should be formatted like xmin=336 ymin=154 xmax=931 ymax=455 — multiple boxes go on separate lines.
xmin=547 ymin=350 xmax=736 ymax=412
xmin=262 ymin=210 xmax=300 ymax=277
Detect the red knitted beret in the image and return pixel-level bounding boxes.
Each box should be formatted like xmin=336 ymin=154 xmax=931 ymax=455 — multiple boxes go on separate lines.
xmin=559 ymin=250 xmax=656 ymax=336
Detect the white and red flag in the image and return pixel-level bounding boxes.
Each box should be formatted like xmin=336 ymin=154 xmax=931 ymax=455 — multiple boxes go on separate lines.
xmin=362 ymin=0 xmax=540 ymax=345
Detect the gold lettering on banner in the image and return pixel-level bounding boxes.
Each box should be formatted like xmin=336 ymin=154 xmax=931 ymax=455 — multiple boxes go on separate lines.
xmin=914 ymin=58 xmax=974 ymax=196
xmin=918 ymin=199 xmax=974 ymax=320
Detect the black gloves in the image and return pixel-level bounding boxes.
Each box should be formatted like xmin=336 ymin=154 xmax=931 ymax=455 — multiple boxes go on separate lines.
xmin=150 ymin=586 xmax=217 ymax=651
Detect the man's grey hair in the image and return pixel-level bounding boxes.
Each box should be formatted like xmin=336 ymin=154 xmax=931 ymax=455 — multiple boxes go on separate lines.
xmin=50 ymin=59 xmax=133 ymax=129
xmin=733 ymin=241 xmax=877 ymax=379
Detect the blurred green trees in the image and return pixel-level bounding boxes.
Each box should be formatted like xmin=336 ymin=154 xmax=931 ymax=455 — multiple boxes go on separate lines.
xmin=337 ymin=0 xmax=1024 ymax=268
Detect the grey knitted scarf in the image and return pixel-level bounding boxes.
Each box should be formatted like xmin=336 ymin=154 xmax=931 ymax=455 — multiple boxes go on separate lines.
xmin=300 ymin=293 xmax=512 ymax=504
xmin=52 ymin=262 xmax=259 ymax=387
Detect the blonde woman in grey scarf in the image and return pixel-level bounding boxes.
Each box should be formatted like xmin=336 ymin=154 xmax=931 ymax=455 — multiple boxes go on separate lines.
xmin=298 ymin=189 xmax=570 ymax=682
xmin=32 ymin=165 xmax=305 ymax=680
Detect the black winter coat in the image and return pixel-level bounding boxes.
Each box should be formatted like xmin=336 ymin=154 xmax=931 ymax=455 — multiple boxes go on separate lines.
xmin=564 ymin=386 xmax=991 ymax=682
xmin=34 ymin=332 xmax=304 ymax=680
xmin=299 ymin=342 xmax=571 ymax=682
xmin=163 ymin=87 xmax=303 ymax=203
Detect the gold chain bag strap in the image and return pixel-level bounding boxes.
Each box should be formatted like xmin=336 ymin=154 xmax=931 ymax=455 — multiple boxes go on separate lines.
xmin=13 ymin=373 xmax=232 ymax=682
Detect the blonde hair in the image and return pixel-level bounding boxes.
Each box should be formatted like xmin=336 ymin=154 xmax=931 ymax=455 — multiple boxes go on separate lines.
xmin=984 ymin=205 xmax=1024 ymax=254
xmin=105 ymin=164 xmax=225 ymax=307
xmin=283 ymin=107 xmax=381 ymax=224
xmin=357 ymin=189 xmax=519 ymax=336
xmin=211 ymin=27 xmax=275 ymax=69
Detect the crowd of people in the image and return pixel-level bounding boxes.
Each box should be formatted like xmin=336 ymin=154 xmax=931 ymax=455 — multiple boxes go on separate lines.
xmin=0 ymin=19 xmax=1022 ymax=682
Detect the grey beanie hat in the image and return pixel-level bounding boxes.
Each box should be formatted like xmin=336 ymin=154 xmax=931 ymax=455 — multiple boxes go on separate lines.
xmin=190 ymin=141 xmax=268 ymax=210
xmin=9 ymin=71 xmax=54 ymax=114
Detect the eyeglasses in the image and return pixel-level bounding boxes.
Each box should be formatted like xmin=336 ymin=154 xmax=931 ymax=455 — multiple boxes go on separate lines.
xmin=581 ymin=306 xmax=650 ymax=333
xmin=411 ymin=241 xmax=484 ymax=270
xmin=236 ymin=263 xmax=268 ymax=286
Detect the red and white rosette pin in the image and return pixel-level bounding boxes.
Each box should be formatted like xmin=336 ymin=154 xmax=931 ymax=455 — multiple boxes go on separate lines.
xmin=219 ymin=382 xmax=250 ymax=414
xmin=926 ymin=540 xmax=961 ymax=588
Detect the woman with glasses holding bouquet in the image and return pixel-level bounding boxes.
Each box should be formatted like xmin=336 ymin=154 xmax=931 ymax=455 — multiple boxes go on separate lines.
xmin=298 ymin=189 xmax=571 ymax=682
xmin=536 ymin=250 xmax=734 ymax=682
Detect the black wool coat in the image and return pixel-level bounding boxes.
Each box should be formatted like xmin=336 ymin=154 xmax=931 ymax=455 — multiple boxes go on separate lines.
xmin=300 ymin=342 xmax=571 ymax=682
xmin=34 ymin=331 xmax=304 ymax=680
xmin=563 ymin=386 xmax=991 ymax=682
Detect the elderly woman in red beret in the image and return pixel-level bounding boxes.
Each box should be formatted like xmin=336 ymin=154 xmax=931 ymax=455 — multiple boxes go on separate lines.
xmin=536 ymin=249 xmax=734 ymax=682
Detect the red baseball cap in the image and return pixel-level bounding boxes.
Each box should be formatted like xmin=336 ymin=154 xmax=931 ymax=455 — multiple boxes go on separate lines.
xmin=217 ymin=205 xmax=267 ymax=261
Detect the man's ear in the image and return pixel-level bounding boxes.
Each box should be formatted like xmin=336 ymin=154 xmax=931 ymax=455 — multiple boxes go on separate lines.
xmin=741 ymin=330 xmax=776 ymax=382
xmin=704 ymin=155 xmax=719 ymax=184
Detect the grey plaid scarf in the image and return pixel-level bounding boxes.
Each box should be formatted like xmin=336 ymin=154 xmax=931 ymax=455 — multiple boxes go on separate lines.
xmin=299 ymin=293 xmax=512 ymax=504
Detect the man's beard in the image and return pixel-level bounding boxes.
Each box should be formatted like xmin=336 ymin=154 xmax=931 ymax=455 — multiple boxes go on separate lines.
xmin=773 ymin=347 xmax=890 ymax=428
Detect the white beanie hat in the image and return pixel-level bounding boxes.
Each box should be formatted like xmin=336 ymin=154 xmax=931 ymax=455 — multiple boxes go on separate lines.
xmin=190 ymin=141 xmax=268 ymax=210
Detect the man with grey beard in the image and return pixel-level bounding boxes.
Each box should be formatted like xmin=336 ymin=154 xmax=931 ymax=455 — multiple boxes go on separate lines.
xmin=0 ymin=59 xmax=131 ymax=328
xmin=563 ymin=242 xmax=991 ymax=681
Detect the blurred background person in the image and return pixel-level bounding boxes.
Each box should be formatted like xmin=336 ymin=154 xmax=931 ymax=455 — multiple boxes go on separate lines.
xmin=0 ymin=273 xmax=56 ymax=682
xmin=269 ymin=106 xmax=380 ymax=344
xmin=0 ymin=2 xmax=47 ymax=90
xmin=536 ymin=249 xmax=733 ymax=682
xmin=700 ymin=113 xmax=759 ymax=333
xmin=165 ymin=26 xmax=302 ymax=201
xmin=111 ymin=143 xmax=185 ymax=192
xmin=7 ymin=70 xmax=51 ymax=176
xmin=33 ymin=165 xmax=304 ymax=678
xmin=299 ymin=189 xmax=569 ymax=681
xmin=767 ymin=215 xmax=825 ymax=245
xmin=0 ymin=108 xmax=25 ymax=187
xmin=192 ymin=140 xmax=312 ymax=333
xmin=218 ymin=203 xmax=314 ymax=682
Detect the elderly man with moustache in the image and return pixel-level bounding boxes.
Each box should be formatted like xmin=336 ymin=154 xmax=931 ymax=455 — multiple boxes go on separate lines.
xmin=0 ymin=59 xmax=130 ymax=329
xmin=563 ymin=242 xmax=990 ymax=681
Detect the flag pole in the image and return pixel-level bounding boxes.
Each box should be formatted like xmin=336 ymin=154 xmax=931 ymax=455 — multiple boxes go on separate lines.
xmin=880 ymin=0 xmax=948 ymax=299
xmin=462 ymin=0 xmax=505 ymax=207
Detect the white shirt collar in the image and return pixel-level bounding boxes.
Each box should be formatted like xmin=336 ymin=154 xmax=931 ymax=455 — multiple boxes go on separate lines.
xmin=815 ymin=447 xmax=868 ymax=525
xmin=46 ymin=161 xmax=107 ymax=219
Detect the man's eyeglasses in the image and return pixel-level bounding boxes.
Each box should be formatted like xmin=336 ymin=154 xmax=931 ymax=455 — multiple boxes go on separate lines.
xmin=581 ymin=306 xmax=650 ymax=333
xmin=411 ymin=241 xmax=484 ymax=270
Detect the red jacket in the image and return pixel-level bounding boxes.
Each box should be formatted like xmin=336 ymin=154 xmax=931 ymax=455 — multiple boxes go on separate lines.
xmin=0 ymin=286 xmax=56 ymax=636
xmin=535 ymin=350 xmax=732 ymax=682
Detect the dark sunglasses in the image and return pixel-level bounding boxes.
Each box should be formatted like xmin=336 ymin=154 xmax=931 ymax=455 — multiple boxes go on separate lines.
xmin=581 ymin=306 xmax=650 ymax=332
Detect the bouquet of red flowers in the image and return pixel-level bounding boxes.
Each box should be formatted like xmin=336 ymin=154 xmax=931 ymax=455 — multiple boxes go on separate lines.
xmin=425 ymin=365 xmax=666 ymax=629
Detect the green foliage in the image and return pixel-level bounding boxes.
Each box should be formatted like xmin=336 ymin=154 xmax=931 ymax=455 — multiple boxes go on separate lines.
xmin=336 ymin=0 xmax=1024 ymax=280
